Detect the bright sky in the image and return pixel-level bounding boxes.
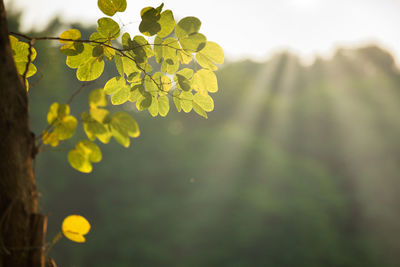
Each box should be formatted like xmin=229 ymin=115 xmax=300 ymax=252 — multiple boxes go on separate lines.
xmin=5 ymin=0 xmax=400 ymax=64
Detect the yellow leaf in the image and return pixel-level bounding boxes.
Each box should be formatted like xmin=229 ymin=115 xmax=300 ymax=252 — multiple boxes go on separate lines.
xmin=62 ymin=215 xmax=91 ymax=243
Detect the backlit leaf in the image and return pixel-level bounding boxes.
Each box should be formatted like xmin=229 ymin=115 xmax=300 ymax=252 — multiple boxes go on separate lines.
xmin=110 ymin=112 xmax=140 ymax=147
xmin=98 ymin=0 xmax=126 ymax=16
xmin=42 ymin=130 xmax=59 ymax=147
xmin=76 ymin=57 xmax=105 ymax=81
xmin=153 ymin=36 xmax=163 ymax=63
xmin=193 ymin=92 xmax=214 ymax=112
xmin=179 ymin=33 xmax=206 ymax=52
xmin=180 ymin=91 xmax=193 ymax=113
xmin=89 ymin=88 xmax=108 ymax=108
xmin=192 ymin=102 xmax=208 ymax=118
xmin=136 ymin=91 xmax=152 ymax=111
xmin=175 ymin=17 xmax=201 ymax=40
xmin=15 ymin=61 xmax=37 ymax=77
xmin=148 ymin=96 xmax=159 ymax=117
xmin=114 ymin=54 xmax=124 ymax=76
xmin=59 ymin=29 xmax=83 ymax=56
xmin=104 ymin=76 xmax=125 ymax=95
xmin=195 ymin=41 xmax=224 ymax=70
xmin=54 ymin=116 xmax=78 ymax=140
xmin=174 ymin=68 xmax=193 ymax=91
xmin=62 ymin=215 xmax=91 ymax=243
xmin=97 ymin=17 xmax=120 ymax=40
xmin=139 ymin=4 xmax=163 ymax=36
xmin=68 ymin=140 xmax=102 ymax=173
xmin=47 ymin=102 xmax=70 ymax=124
xmin=66 ymin=44 xmax=104 ymax=81
xmin=161 ymin=58 xmax=179 ymax=74
xmin=157 ymin=10 xmax=175 ymax=38
xmin=173 ymin=90 xmax=182 ymax=112
xmin=111 ymin=85 xmax=130 ymax=105
xmin=82 ymin=112 xmax=111 ymax=143
xmin=68 ymin=149 xmax=92 ymax=173
xmin=192 ymin=69 xmax=218 ymax=93
xmin=158 ymin=95 xmax=169 ymax=117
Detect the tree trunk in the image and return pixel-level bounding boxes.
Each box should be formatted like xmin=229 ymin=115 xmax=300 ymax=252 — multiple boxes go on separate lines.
xmin=0 ymin=1 xmax=47 ymax=266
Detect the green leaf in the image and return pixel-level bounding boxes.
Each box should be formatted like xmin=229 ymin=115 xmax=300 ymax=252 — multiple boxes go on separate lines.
xmin=59 ymin=29 xmax=81 ymax=43
xmin=121 ymin=32 xmax=131 ymax=48
xmin=104 ymin=76 xmax=125 ymax=95
xmin=10 ymin=39 xmax=37 ymax=62
xmin=195 ymin=41 xmax=224 ymax=70
xmin=157 ymin=10 xmax=175 ymax=38
xmin=45 ymin=102 xmax=77 ymax=142
xmin=110 ymin=112 xmax=140 ymax=147
xmin=76 ymin=57 xmax=105 ymax=81
xmin=193 ymin=92 xmax=214 ymax=112
xmin=66 ymin=44 xmax=104 ymax=81
xmin=89 ymin=107 xmax=110 ymax=123
xmin=68 ymin=140 xmax=102 ymax=173
xmin=175 ymin=17 xmax=201 ymax=40
xmin=139 ymin=4 xmax=163 ymax=36
xmin=154 ymin=36 xmax=163 ymax=63
xmin=129 ymin=84 xmax=145 ymax=103
xmin=47 ymin=102 xmax=70 ymax=124
xmin=78 ymin=140 xmax=102 ymax=163
xmin=173 ymin=90 xmax=182 ymax=112
xmin=121 ymin=57 xmax=140 ymax=76
xmin=59 ymin=29 xmax=84 ymax=56
xmin=148 ymin=96 xmax=159 ymax=117
xmin=180 ymin=33 xmax=206 ymax=52
xmin=144 ymin=75 xmax=158 ymax=94
xmin=161 ymin=58 xmax=179 ymax=74
xmin=66 ymin=43 xmax=93 ymax=68
xmin=9 ymin=35 xmax=18 ymax=46
xmin=42 ymin=130 xmax=59 ymax=147
xmin=180 ymin=91 xmax=193 ymax=113
xmin=90 ymin=32 xmax=107 ymax=44
xmin=98 ymin=0 xmax=126 ymax=16
xmin=159 ymin=74 xmax=171 ymax=93
xmin=54 ymin=116 xmax=78 ymax=140
xmin=130 ymin=35 xmax=154 ymax=63
xmin=174 ymin=68 xmax=193 ymax=91
xmin=192 ymin=69 xmax=218 ymax=93
xmin=158 ymin=95 xmax=169 ymax=117
xmin=82 ymin=112 xmax=111 ymax=143
xmin=136 ymin=92 xmax=152 ymax=111
xmin=10 ymin=37 xmax=38 ymax=81
xmin=68 ymin=149 xmax=92 ymax=173
xmin=89 ymin=88 xmax=108 ymax=108
xmin=15 ymin=61 xmax=37 ymax=77
xmin=162 ymin=38 xmax=180 ymax=61
xmin=114 ymin=54 xmax=124 ymax=76
xmin=111 ymin=85 xmax=130 ymax=105
xmin=145 ymin=72 xmax=171 ymax=94
xmin=177 ymin=49 xmax=193 ymax=64
xmin=192 ymin=102 xmax=208 ymax=118
xmin=175 ymin=17 xmax=206 ymax=52
xmin=97 ymin=17 xmax=120 ymax=40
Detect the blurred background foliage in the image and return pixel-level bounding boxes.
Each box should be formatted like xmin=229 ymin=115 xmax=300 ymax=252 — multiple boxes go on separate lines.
xmin=7 ymin=10 xmax=400 ymax=267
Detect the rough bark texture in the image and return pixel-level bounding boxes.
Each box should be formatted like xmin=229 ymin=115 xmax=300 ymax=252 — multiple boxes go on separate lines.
xmin=0 ymin=1 xmax=46 ymax=266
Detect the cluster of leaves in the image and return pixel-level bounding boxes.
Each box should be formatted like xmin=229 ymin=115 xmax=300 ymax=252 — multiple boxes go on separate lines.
xmin=9 ymin=35 xmax=37 ymax=90
xmin=11 ymin=0 xmax=224 ymax=173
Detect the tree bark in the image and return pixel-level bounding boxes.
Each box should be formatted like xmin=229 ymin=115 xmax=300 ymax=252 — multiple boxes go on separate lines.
xmin=0 ymin=0 xmax=46 ymax=266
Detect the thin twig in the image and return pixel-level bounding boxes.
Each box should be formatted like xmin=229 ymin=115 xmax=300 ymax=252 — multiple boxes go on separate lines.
xmin=66 ymin=81 xmax=93 ymax=104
